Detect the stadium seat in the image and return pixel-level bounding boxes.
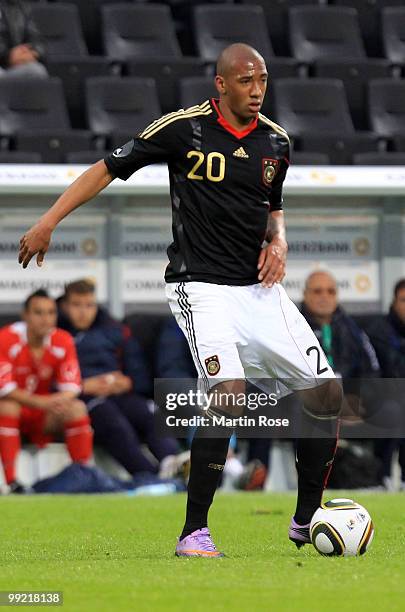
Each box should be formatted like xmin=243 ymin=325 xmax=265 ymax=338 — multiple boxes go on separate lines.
xmin=274 ymin=78 xmax=379 ymax=164
xmin=290 ymin=151 xmax=331 ymax=165
xmin=392 ymin=135 xmax=405 ymax=153
xmin=85 ymin=77 xmax=161 ymax=137
xmin=0 ymin=152 xmax=42 ymax=164
xmin=241 ymin=0 xmax=319 ymax=58
xmin=64 ymin=0 xmax=124 ymax=55
xmin=30 ymin=3 xmax=88 ymax=56
xmin=180 ymin=77 xmax=217 ymax=110
xmin=332 ymin=0 xmax=405 ymax=58
xmin=0 ymin=78 xmax=70 ymax=138
xmin=274 ymin=78 xmax=354 ymax=136
xmin=65 ymin=151 xmax=108 ymax=164
xmin=46 ymin=57 xmax=118 ymax=129
xmin=102 ymin=4 xmax=181 ymax=60
xmin=368 ymin=79 xmax=405 ymax=137
xmin=289 ymin=6 xmax=366 ymax=63
xmin=382 ymin=8 xmax=405 ymax=65
xmin=314 ymin=59 xmax=392 ymax=130
xmin=127 ymin=58 xmax=208 ymax=115
xmin=353 ymin=152 xmax=405 ymax=165
xmin=15 ymin=131 xmax=94 ymax=164
xmin=193 ymin=4 xmax=273 ymax=62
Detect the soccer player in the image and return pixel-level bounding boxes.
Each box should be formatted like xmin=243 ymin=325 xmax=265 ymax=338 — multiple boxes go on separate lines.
xmin=0 ymin=290 xmax=93 ymax=491
xmin=18 ymin=44 xmax=342 ymax=554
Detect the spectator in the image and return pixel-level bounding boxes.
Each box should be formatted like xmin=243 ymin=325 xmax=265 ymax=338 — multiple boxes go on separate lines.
xmin=0 ymin=289 xmax=92 ymax=492
xmin=0 ymin=0 xmax=47 ymax=78
xmin=247 ymin=270 xmax=381 ymax=490
xmin=368 ymin=278 xmax=405 ymax=490
xmin=301 ymin=270 xmax=380 ymax=380
xmin=59 ymin=279 xmax=184 ymax=479
xmin=301 ymin=270 xmax=382 ymax=489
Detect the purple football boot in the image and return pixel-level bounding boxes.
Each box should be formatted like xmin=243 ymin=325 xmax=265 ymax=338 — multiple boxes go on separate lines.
xmin=175 ymin=528 xmax=225 ymax=558
xmin=288 ymin=517 xmax=311 ymax=548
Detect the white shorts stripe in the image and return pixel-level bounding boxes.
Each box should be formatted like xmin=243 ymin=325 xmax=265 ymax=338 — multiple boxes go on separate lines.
xmin=175 ymin=282 xmax=209 ymax=390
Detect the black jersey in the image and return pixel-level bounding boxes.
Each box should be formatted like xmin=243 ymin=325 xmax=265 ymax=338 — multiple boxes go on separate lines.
xmin=104 ymin=98 xmax=290 ymax=286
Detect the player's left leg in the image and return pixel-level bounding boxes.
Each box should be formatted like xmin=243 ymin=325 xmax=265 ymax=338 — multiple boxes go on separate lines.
xmin=44 ymin=399 xmax=93 ymax=464
xmin=237 ymin=283 xmax=343 ymax=547
xmin=175 ymin=379 xmax=244 ymax=558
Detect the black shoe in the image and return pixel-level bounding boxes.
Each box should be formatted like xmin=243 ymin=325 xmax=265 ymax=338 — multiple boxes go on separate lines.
xmin=8 ymin=481 xmax=28 ymax=494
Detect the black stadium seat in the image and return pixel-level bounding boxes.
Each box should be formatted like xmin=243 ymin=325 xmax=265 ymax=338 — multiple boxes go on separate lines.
xmin=85 ymin=77 xmax=161 ymax=137
xmin=289 ymin=6 xmax=366 ymax=63
xmin=30 ymin=3 xmax=88 ymax=57
xmin=15 ymin=131 xmax=94 ymax=164
xmin=382 ymin=7 xmax=405 ymax=65
xmin=291 ymin=151 xmax=331 ymax=165
xmin=193 ymin=4 xmax=273 ymax=63
xmin=127 ymin=58 xmax=208 ymax=115
xmin=353 ymin=152 xmax=405 ymax=165
xmin=65 ymin=151 xmax=108 ymax=165
xmin=274 ymin=78 xmax=379 ymax=164
xmin=0 ymin=152 xmax=42 ymax=164
xmin=368 ymin=79 xmax=405 ymax=137
xmin=64 ymin=0 xmax=124 ymax=55
xmin=274 ymin=78 xmax=354 ymax=136
xmin=241 ymin=0 xmax=319 ymax=58
xmin=314 ymin=59 xmax=392 ymax=130
xmin=180 ymin=77 xmax=217 ymax=110
xmin=46 ymin=57 xmax=118 ymax=129
xmin=0 ymin=78 xmax=70 ymax=138
xmin=102 ymin=4 xmax=181 ymax=60
xmin=332 ymin=0 xmax=405 ymax=58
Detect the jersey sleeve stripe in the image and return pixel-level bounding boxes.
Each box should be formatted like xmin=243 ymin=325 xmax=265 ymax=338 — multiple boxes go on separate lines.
xmin=140 ymin=105 xmax=203 ymax=138
xmin=141 ymin=107 xmax=212 ymax=140
xmin=140 ymin=100 xmax=210 ymax=138
xmin=258 ymin=113 xmax=290 ymax=142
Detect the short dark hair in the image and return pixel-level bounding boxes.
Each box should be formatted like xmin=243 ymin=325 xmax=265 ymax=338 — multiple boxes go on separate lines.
xmin=64 ymin=279 xmax=96 ymax=299
xmin=24 ymin=289 xmax=51 ymax=311
xmin=394 ymin=278 xmax=405 ymax=298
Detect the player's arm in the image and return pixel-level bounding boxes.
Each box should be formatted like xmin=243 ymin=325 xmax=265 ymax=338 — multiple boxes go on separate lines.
xmin=19 ymin=117 xmax=177 ymax=269
xmin=258 ymin=137 xmax=289 ymax=288
xmin=19 ymin=160 xmax=113 ymax=268
xmin=5 ymin=388 xmax=77 ymax=410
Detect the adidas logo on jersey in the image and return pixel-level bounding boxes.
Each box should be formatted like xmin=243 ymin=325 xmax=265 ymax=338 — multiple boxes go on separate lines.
xmin=233 ymin=146 xmax=249 ymax=159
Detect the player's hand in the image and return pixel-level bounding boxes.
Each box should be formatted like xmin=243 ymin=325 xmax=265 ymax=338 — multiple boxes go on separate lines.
xmin=257 ymin=237 xmax=288 ymax=288
xmin=19 ymin=221 xmax=53 ymax=268
xmin=42 ymin=393 xmax=73 ymax=416
xmin=108 ymin=372 xmax=132 ymax=395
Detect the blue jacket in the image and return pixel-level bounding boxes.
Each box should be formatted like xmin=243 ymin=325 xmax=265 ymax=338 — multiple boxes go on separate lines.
xmin=155 ymin=317 xmax=197 ymax=379
xmin=59 ymin=307 xmax=151 ymax=397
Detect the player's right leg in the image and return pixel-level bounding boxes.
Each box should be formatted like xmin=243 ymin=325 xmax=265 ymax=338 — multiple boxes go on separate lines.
xmin=0 ymin=399 xmax=22 ymax=487
xmin=166 ymin=282 xmax=245 ymax=558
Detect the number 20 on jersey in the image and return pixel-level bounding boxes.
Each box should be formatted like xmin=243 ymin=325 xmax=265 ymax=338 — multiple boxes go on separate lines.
xmin=187 ymin=151 xmax=225 ymax=182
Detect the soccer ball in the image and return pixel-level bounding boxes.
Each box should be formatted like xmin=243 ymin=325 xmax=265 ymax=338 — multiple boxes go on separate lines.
xmin=310 ymin=498 xmax=374 ymax=557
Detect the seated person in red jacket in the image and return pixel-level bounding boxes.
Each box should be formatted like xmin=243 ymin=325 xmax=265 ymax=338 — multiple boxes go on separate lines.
xmin=0 ymin=289 xmax=93 ymax=492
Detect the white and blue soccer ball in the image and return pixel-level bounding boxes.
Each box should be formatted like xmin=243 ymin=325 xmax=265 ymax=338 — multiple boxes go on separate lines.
xmin=310 ymin=498 xmax=374 ymax=557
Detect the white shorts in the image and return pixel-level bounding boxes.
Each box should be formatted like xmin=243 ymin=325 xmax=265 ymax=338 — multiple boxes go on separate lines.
xmin=165 ymin=281 xmax=334 ymax=394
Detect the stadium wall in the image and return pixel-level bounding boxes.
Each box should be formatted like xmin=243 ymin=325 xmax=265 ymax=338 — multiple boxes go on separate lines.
xmin=0 ymin=164 xmax=404 ymax=317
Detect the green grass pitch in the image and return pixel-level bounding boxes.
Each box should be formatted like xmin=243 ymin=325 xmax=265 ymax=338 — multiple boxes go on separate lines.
xmin=0 ymin=491 xmax=404 ymax=611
